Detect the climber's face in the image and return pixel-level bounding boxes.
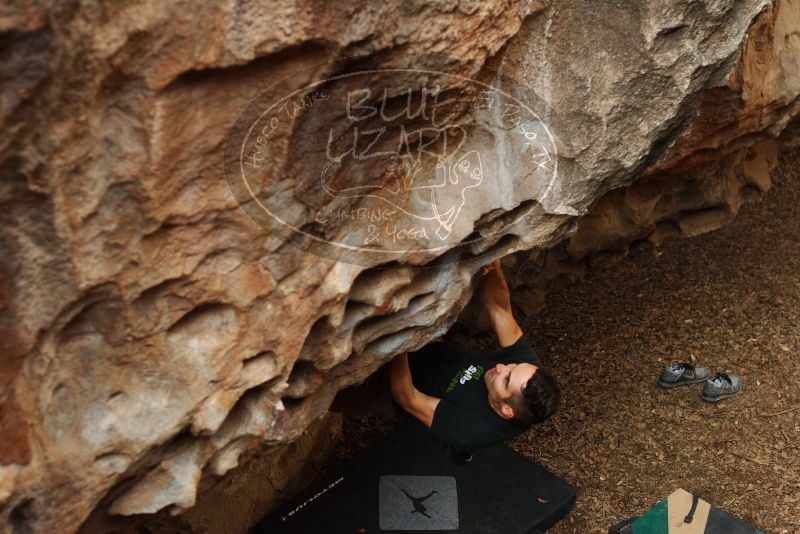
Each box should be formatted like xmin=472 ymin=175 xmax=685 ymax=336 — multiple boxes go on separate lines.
xmin=484 ymin=362 xmax=537 ymax=419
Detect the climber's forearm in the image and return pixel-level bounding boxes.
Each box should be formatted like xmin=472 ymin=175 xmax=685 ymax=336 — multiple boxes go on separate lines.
xmin=479 ymin=260 xmax=523 ymax=347
xmin=478 ymin=260 xmax=513 ymax=313
xmin=388 ymin=353 xmax=439 ymax=428
xmin=486 ymin=306 xmax=524 ymax=348
xmin=388 ymin=353 xmax=417 ymax=407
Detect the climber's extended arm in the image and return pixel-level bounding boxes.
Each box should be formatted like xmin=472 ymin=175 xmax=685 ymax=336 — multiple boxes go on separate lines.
xmin=388 ymin=352 xmax=440 ymax=428
xmin=478 ymin=260 xmax=524 ymax=348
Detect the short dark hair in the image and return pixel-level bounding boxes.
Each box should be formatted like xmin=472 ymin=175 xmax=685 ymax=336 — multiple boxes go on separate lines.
xmin=509 ymin=367 xmax=559 ymax=425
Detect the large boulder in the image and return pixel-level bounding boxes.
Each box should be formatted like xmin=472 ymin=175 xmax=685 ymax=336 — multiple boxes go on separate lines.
xmin=0 ymin=0 xmax=797 ymax=531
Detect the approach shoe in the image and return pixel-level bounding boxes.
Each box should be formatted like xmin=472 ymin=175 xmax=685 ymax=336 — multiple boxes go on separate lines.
xmin=657 ymin=362 xmax=711 ymax=388
xmin=701 ymin=372 xmax=742 ymax=402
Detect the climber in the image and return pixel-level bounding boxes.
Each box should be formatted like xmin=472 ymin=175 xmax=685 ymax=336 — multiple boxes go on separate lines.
xmin=330 ymin=260 xmax=560 ymax=459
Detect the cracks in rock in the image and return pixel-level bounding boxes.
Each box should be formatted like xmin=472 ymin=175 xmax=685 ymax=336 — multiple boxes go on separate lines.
xmin=347 ymin=261 xmax=413 ymax=306
xmin=83 ymin=426 xmax=205 ymax=524
xmin=348 ymin=268 xmax=440 ymax=354
xmin=165 ymin=301 xmax=242 ymax=398
xmin=132 ymin=276 xmax=186 ymax=305
xmin=160 ymin=39 xmax=337 ymax=93
xmin=283 ymin=361 xmax=322 ymax=400
xmin=654 ymin=23 xmax=689 ymax=41
xmin=360 ymin=324 xmax=423 ymax=357
xmin=296 ymin=314 xmax=338 ymax=363
xmin=341 ymin=300 xmax=376 ymax=332
xmin=237 ymin=351 xmax=279 ymax=390
xmin=55 ymin=288 xmax=125 ymax=344
xmin=471 ymin=199 xmax=537 ymax=238
xmin=140 ymin=209 xmax=246 ymax=246
xmin=460 ymin=231 xmax=522 ymax=265
xmin=9 ymin=497 xmax=35 ymax=534
xmin=279 ymin=396 xmax=307 ymax=414
xmin=107 ymin=437 xmax=206 ymax=517
xmin=94 ymin=452 xmax=132 ymax=474
xmin=165 ymin=302 xmax=236 ymax=334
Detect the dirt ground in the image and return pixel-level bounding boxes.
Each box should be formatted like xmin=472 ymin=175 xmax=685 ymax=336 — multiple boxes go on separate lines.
xmin=325 ymin=145 xmax=800 ymax=533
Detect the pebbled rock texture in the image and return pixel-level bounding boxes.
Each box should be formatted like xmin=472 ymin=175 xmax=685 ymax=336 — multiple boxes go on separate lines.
xmin=0 ymin=0 xmax=798 ymax=531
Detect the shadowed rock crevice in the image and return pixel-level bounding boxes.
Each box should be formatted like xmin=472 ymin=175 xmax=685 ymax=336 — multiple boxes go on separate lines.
xmin=9 ymin=497 xmax=35 ymax=534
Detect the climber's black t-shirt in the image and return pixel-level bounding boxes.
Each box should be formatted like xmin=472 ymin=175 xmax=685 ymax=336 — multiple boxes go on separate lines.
xmin=393 ymin=334 xmax=543 ymax=451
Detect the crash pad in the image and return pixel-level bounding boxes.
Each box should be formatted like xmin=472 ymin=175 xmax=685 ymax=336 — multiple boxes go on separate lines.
xmin=253 ymin=423 xmax=575 ymax=533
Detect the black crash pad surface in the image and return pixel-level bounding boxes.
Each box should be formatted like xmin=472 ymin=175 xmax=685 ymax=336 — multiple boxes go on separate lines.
xmin=253 ymin=423 xmax=576 ymax=533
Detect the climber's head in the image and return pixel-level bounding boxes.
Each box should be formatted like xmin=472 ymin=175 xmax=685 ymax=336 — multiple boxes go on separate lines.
xmin=485 ymin=362 xmax=559 ymax=425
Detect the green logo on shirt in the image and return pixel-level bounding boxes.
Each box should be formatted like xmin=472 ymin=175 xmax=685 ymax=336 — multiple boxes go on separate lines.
xmin=446 ymin=364 xmax=485 ymax=392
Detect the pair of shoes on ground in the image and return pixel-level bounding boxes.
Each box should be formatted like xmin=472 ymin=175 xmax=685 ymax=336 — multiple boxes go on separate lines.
xmin=658 ymin=363 xmax=742 ymax=402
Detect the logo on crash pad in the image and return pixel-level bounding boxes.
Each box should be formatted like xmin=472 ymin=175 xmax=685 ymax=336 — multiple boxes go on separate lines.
xmin=399 ymin=488 xmax=438 ymax=518
xmin=379 ymin=475 xmax=458 ymax=530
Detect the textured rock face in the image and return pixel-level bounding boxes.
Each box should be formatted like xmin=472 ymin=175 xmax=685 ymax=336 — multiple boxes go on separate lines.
xmin=101 ymin=413 xmax=342 ymax=534
xmin=0 ymin=0 xmax=798 ymax=531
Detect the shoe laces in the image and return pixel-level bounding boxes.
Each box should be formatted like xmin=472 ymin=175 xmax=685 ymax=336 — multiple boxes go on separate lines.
xmin=710 ymin=372 xmax=731 ymax=385
xmin=669 ymin=362 xmax=694 ymax=372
